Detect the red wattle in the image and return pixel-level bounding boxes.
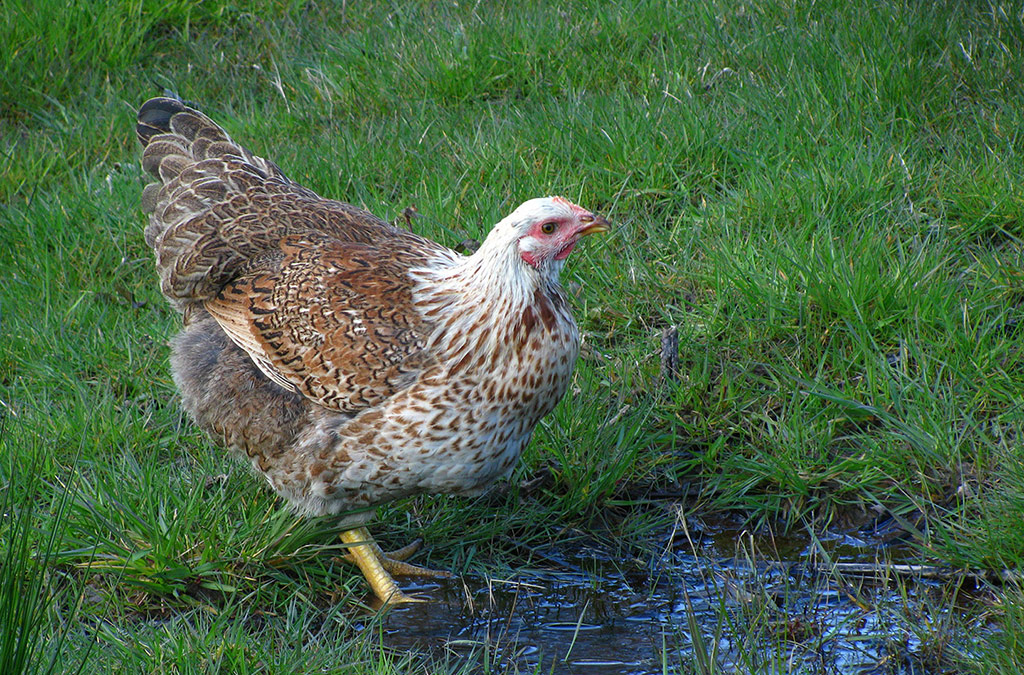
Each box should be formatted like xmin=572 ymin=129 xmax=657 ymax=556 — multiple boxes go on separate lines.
xmin=554 ymin=241 xmax=577 ymax=261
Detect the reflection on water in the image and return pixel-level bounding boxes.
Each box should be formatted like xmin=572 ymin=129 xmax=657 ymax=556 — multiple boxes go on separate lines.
xmin=367 ymin=523 xmax=964 ymax=674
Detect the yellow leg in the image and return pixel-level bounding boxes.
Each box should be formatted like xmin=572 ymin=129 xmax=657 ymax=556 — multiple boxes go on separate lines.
xmin=339 ymin=527 xmax=451 ymax=604
xmin=340 ymin=527 xmax=418 ymax=604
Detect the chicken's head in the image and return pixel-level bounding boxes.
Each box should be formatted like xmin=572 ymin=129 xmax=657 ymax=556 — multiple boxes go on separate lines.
xmin=483 ymin=197 xmax=608 ymax=277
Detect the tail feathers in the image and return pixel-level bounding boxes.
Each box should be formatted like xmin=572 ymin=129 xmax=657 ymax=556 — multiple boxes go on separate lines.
xmin=136 ymin=97 xmax=316 ymax=308
xmin=135 ymin=97 xmax=412 ymax=312
xmin=137 ymin=97 xmax=244 ymax=169
xmin=137 ymin=97 xmax=290 ymax=193
xmin=136 ymin=97 xmax=189 ymax=145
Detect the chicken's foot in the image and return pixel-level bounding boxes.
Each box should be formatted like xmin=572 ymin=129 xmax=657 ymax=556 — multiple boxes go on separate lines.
xmin=339 ymin=527 xmax=452 ymax=604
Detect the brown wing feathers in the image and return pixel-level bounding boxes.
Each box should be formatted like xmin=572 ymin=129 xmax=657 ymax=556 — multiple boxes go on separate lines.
xmin=204 ymin=234 xmax=434 ymax=413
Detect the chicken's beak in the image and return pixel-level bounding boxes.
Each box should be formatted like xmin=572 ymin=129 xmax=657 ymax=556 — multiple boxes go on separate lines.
xmin=577 ymin=214 xmax=611 ymax=236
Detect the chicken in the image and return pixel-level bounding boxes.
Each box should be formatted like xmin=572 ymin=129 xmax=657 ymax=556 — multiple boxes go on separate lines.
xmin=135 ymin=97 xmax=608 ymax=604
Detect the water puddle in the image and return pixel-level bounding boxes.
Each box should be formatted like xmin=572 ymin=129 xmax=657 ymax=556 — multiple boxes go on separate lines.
xmin=367 ymin=520 xmax=977 ymax=674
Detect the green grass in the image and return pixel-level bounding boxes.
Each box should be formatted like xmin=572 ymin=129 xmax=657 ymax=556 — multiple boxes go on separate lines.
xmin=2 ymin=0 xmax=1023 ymax=672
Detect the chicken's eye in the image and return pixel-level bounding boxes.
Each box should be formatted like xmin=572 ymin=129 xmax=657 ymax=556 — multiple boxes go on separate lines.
xmin=540 ymin=222 xmax=557 ymax=235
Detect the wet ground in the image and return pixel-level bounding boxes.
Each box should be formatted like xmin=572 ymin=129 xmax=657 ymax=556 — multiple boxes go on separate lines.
xmin=367 ymin=519 xmax=974 ymax=674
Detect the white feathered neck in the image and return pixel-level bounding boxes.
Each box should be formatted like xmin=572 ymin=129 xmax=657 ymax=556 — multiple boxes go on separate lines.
xmin=409 ymin=200 xmax=577 ymax=363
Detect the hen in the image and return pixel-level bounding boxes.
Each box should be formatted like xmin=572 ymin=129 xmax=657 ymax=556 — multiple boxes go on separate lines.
xmin=136 ymin=97 xmax=608 ymax=604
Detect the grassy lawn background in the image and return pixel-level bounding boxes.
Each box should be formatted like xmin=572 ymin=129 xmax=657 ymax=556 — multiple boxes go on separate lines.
xmin=2 ymin=0 xmax=1022 ymax=672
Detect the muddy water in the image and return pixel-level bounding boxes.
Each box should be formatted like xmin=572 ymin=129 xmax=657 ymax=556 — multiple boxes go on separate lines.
xmin=369 ymin=523 xmax=952 ymax=674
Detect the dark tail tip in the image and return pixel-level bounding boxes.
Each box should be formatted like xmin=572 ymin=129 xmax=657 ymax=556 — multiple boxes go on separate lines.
xmin=136 ymin=97 xmax=190 ymax=146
